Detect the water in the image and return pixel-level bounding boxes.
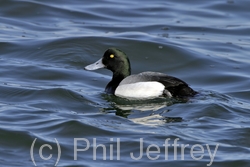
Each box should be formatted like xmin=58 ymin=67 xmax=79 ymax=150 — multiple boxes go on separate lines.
xmin=0 ymin=0 xmax=250 ymax=166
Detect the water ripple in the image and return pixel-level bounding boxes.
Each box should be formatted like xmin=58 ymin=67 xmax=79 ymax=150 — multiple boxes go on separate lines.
xmin=0 ymin=0 xmax=250 ymax=166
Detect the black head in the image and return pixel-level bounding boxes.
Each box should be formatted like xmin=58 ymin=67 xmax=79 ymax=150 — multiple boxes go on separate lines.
xmin=102 ymin=48 xmax=131 ymax=75
xmin=85 ymin=48 xmax=131 ymax=77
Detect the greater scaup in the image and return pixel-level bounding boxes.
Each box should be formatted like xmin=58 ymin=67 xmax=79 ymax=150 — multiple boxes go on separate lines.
xmin=84 ymin=48 xmax=197 ymax=99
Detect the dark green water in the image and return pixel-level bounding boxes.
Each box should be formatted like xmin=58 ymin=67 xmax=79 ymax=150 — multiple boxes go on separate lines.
xmin=0 ymin=0 xmax=250 ymax=166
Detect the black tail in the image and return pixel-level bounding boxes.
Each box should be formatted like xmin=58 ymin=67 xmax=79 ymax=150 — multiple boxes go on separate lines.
xmin=167 ymin=85 xmax=197 ymax=97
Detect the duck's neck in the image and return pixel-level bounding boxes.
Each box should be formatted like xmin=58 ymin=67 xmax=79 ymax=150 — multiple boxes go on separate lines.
xmin=105 ymin=71 xmax=130 ymax=94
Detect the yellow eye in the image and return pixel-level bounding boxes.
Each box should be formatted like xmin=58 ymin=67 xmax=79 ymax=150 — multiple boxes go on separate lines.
xmin=110 ymin=54 xmax=114 ymax=58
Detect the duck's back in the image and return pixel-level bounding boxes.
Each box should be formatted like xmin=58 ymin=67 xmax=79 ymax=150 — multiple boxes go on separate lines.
xmin=119 ymin=71 xmax=197 ymax=97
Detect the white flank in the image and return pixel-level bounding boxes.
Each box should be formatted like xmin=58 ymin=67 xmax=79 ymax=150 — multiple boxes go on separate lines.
xmin=115 ymin=81 xmax=165 ymax=99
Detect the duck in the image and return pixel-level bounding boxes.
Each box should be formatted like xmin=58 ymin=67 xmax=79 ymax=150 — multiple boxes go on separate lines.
xmin=84 ymin=48 xmax=197 ymax=99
